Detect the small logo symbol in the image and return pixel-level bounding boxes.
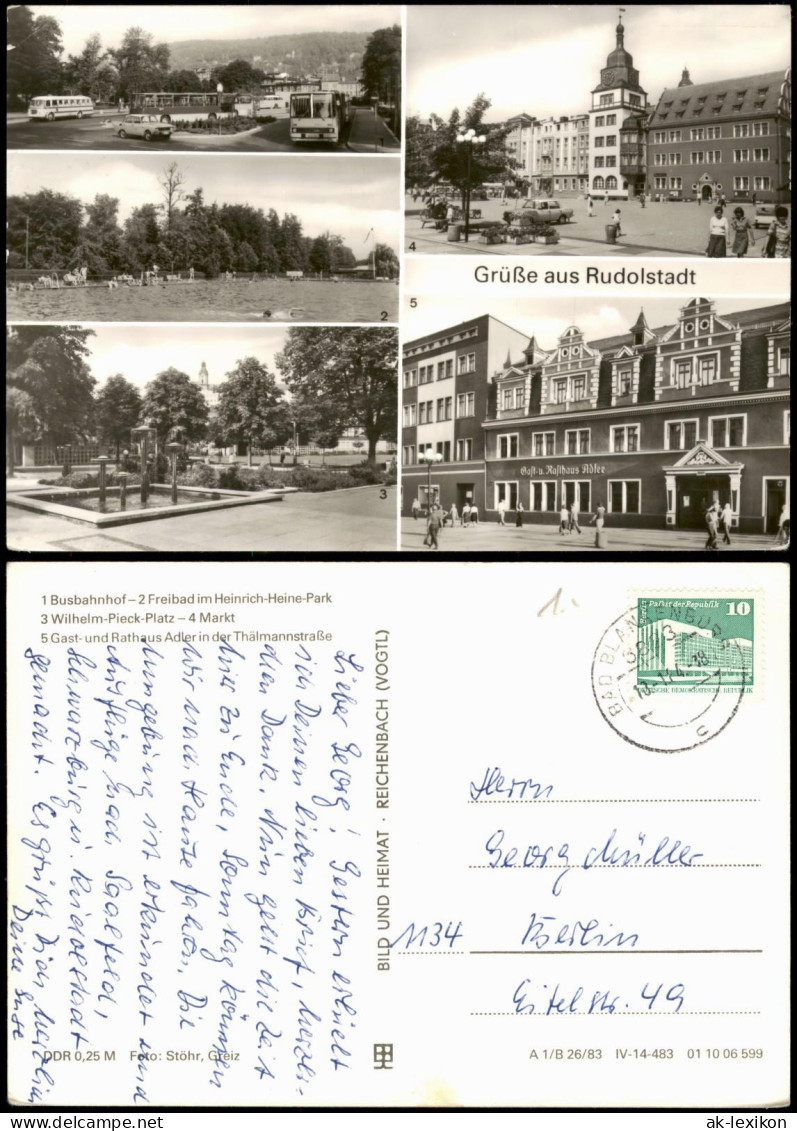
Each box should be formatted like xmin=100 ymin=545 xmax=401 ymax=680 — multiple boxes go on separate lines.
xmin=373 ymin=1043 xmax=394 ymax=1070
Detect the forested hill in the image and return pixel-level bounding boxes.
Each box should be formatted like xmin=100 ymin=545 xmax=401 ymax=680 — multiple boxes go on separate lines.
xmin=167 ymin=31 xmax=370 ymax=75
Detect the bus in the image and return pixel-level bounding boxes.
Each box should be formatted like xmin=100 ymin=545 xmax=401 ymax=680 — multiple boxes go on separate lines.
xmin=28 ymin=95 xmax=94 ymax=121
xmin=289 ymin=91 xmax=349 ymax=143
xmin=131 ymin=91 xmax=237 ymax=123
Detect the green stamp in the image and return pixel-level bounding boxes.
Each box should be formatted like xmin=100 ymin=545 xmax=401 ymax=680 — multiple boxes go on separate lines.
xmin=636 ymin=597 xmax=754 ymax=690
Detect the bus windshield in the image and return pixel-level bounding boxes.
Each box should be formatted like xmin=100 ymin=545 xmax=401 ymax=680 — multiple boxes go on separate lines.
xmin=292 ymin=93 xmax=334 ymax=119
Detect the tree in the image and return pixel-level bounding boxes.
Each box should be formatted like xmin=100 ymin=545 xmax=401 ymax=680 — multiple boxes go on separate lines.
xmin=429 ymin=95 xmax=514 ymax=211
xmin=64 ymin=33 xmax=118 ymax=102
xmin=110 ymin=27 xmax=170 ymax=101
xmin=94 ymin=375 xmax=143 ymax=460
xmin=158 ymin=163 xmax=188 ymax=231
xmin=276 ymin=327 xmax=397 ymax=463
xmin=6 ymin=388 xmax=37 ymax=476
xmin=165 ymin=69 xmax=207 ymax=93
xmin=279 ymin=214 xmax=309 ymax=272
xmin=79 ymin=194 xmax=124 ymax=275
xmin=360 ymin=25 xmax=401 ymax=107
xmin=121 ymin=204 xmax=161 ymax=271
xmin=7 ymin=6 xmax=64 ymax=109
xmin=7 ymin=190 xmax=83 ymax=270
xmin=141 ymin=368 xmax=209 ymax=443
xmin=6 ymin=326 xmax=96 ymax=449
xmin=405 ymin=113 xmax=446 ymax=189
xmin=214 ymin=358 xmax=291 ymax=465
xmin=373 ymin=243 xmax=400 ymax=278
xmin=212 ymin=59 xmax=265 ymax=92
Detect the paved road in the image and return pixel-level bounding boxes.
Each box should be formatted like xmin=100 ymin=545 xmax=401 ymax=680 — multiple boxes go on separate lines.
xmin=401 ymin=516 xmax=781 ymax=553
xmin=8 ymin=108 xmax=400 ymax=153
xmin=7 ymin=484 xmax=398 ymax=553
xmin=404 ymin=195 xmax=776 ymax=258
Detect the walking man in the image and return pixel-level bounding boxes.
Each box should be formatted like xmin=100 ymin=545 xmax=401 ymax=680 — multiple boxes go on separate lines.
xmin=611 ymin=208 xmax=623 ymax=237
xmin=497 ymin=497 xmax=507 ymax=526
xmin=705 ymin=502 xmax=720 ymax=550
xmin=568 ymin=500 xmax=582 ymax=534
xmin=720 ymin=501 xmax=733 ymax=545
xmin=559 ymin=503 xmax=569 ymax=535
xmin=515 ymin=500 xmax=524 ymax=528
xmin=586 ymin=194 xmax=595 ymax=218
xmin=462 ymin=501 xmax=472 ymax=527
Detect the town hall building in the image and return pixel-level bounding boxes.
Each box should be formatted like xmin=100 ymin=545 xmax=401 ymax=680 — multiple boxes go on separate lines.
xmin=402 ymin=299 xmax=790 ymax=534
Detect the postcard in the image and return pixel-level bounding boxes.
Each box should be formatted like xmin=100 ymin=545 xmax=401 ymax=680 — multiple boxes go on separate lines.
xmin=7 ymin=560 xmax=789 ymax=1109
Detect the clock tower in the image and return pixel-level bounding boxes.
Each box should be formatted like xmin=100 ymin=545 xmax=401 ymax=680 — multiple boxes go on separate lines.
xmin=588 ymin=13 xmax=649 ymax=202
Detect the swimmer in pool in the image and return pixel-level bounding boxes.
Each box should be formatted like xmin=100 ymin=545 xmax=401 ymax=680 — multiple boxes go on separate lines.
xmin=262 ymin=308 xmax=306 ymax=320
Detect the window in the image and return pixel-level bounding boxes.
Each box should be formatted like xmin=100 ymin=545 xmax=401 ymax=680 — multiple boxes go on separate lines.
xmin=402 ymin=445 xmax=415 ymax=465
xmin=594 ymin=136 xmax=605 ymax=148
xmin=606 ymin=114 xmax=616 ymax=126
xmin=533 ymin=432 xmax=555 ymax=457
xmin=690 ymin=127 xmax=705 ymax=140
xmin=600 ymin=94 xmax=614 ymax=107
xmin=655 ymin=176 xmax=667 ymax=190
xmin=710 ymin=415 xmax=746 ymax=448
xmin=436 ymin=396 xmax=452 ymax=421
xmin=497 ymin=433 xmax=519 ymax=459
xmin=571 ymin=376 xmax=586 ymax=400
xmin=753 ymin=148 xmax=770 ymax=162
xmin=562 ymin=480 xmax=591 ymax=511
xmin=595 ymin=116 xmax=605 ymax=127
xmin=666 ymin=420 xmax=698 ymax=450
xmin=611 ymin=424 xmax=640 ymax=453
xmin=455 ymin=438 xmax=473 ymax=461
xmin=778 ymin=345 xmax=790 ymax=375
xmin=605 ymin=156 xmax=617 ymax=167
xmin=697 ymin=356 xmax=717 ymax=384
xmin=530 ymin=481 xmax=557 ymax=511
xmin=403 ymin=369 xmax=417 ymax=388
xmin=552 ymin=378 xmax=568 ymax=405
xmin=609 ymin=480 xmax=641 ymax=513
xmin=494 ymin=481 xmax=519 ymax=510
xmin=617 ymin=367 xmax=633 ymax=395
xmin=672 ymin=359 xmax=692 ymax=387
xmin=707 ymin=126 xmax=721 ymax=139
xmin=629 ymin=94 xmax=641 ymax=107
xmin=784 ymin=410 xmax=790 ymax=445
xmin=734 ymin=176 xmax=750 ymax=191
xmin=752 ymin=122 xmax=769 ymax=137
xmin=594 ymin=156 xmax=605 ymax=168
xmin=733 ymin=123 xmax=750 ymax=138
xmin=669 ymin=177 xmax=682 ymax=189
xmin=418 ymin=401 xmax=427 ymax=425
xmin=605 ymin=135 xmax=617 ymax=146
xmin=754 ymin=176 xmax=771 ymax=190
xmin=667 ymin=153 xmax=681 ymax=165
xmin=435 ymin=440 xmax=451 ymax=462
xmin=734 ymin=149 xmax=750 ymax=162
xmin=566 ymin=428 xmax=590 ymax=455
xmin=456 ymin=391 xmax=475 ymax=417
xmin=593 ymin=176 xmax=605 ymax=189
xmin=605 ymin=175 xmax=618 ymax=189
xmin=403 ymin=403 xmax=416 ymax=427
xmin=418 ymin=364 xmax=433 ymax=384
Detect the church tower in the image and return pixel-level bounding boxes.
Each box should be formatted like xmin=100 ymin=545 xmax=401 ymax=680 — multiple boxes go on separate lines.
xmin=199 ymin=360 xmax=209 ymax=388
xmin=588 ymin=12 xmax=649 ymax=201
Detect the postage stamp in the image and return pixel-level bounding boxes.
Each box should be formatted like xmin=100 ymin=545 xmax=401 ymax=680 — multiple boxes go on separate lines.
xmin=636 ymin=597 xmax=754 ymax=691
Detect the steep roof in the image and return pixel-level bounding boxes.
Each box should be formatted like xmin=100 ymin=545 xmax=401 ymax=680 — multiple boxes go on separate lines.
xmin=649 ymin=70 xmax=789 ymax=126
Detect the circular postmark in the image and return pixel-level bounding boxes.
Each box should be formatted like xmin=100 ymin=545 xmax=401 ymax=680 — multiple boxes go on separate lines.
xmin=591 ymin=607 xmax=746 ymax=753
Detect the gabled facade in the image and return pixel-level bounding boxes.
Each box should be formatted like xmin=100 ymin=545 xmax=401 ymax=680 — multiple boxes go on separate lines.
xmin=402 ymin=300 xmax=790 ymax=532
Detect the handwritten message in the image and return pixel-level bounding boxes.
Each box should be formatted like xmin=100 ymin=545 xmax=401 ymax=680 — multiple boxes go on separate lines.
xmin=10 ymin=637 xmax=367 ymax=1106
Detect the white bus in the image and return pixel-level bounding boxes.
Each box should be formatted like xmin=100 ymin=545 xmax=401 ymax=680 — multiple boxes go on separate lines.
xmin=132 ymin=91 xmax=236 ymax=122
xmin=289 ymin=91 xmax=349 ymax=143
xmin=28 ymin=95 xmax=95 ymax=121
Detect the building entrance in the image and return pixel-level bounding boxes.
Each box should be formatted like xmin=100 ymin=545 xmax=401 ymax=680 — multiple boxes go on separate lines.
xmin=764 ymin=478 xmax=788 ymax=534
xmin=701 ymin=184 xmax=713 ymax=202
xmin=676 ymin=474 xmax=731 ymax=528
xmin=456 ymin=482 xmax=475 ymax=508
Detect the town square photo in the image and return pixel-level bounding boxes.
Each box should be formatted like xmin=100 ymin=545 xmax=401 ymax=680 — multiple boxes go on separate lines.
xmin=405 ymin=4 xmax=791 ymax=258
xmin=7 ymin=323 xmax=398 ymax=553
xmin=400 ymin=292 xmax=790 ymax=551
xmin=8 ymin=4 xmax=401 ymax=153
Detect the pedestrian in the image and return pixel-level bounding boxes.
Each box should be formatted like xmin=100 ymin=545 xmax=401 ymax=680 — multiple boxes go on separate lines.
xmin=611 ymin=208 xmax=622 ymax=236
xmin=590 ymin=503 xmax=606 ymax=548
xmin=469 ymin=502 xmax=479 ymax=524
xmin=568 ymin=500 xmax=582 ymax=534
xmin=586 ymin=194 xmax=595 ymax=217
xmin=411 ymin=495 xmax=420 ymax=520
xmin=279 ymin=449 xmax=286 ymax=466
xmin=449 ymin=501 xmax=459 ymax=526
xmin=515 ymin=500 xmax=524 ymax=528
xmin=776 ymin=502 xmax=790 ymax=546
xmin=445 ymin=201 xmax=456 ymax=225
xmin=719 ymin=192 xmax=727 ymax=211
xmin=497 ymin=497 xmax=507 ymax=525
xmin=462 ymin=502 xmax=472 ymax=527
xmin=425 ymin=504 xmax=442 ymax=550
xmin=720 ymin=501 xmax=733 ymax=545
xmin=704 ymin=502 xmax=720 ymax=550
xmin=559 ymin=503 xmax=569 ymax=535
xmin=706 ymin=206 xmax=729 ymax=257
xmin=639 ymin=192 xmax=646 ymax=209
xmin=730 ymin=207 xmax=756 ymax=257
xmin=750 ymin=191 xmax=758 ymax=208
xmin=763 ymin=206 xmax=790 ymax=258
xmin=188 ymin=265 xmax=195 ymax=281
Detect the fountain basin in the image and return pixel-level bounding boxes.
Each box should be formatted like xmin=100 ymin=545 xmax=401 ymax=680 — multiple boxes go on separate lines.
xmin=8 ymin=483 xmax=296 ymax=527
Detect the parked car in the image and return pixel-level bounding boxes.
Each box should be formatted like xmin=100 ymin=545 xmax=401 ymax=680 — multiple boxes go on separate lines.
xmin=519 ymin=198 xmax=574 ymax=223
xmin=753 ymin=202 xmax=777 ymax=229
xmin=117 ymin=114 xmax=173 ymax=141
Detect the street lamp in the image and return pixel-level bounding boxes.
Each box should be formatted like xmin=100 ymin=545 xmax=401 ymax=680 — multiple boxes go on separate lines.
xmin=419 ymin=446 xmax=443 ymax=515
xmin=216 ymin=82 xmax=223 ymax=135
xmin=455 ymin=128 xmax=486 ymax=242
